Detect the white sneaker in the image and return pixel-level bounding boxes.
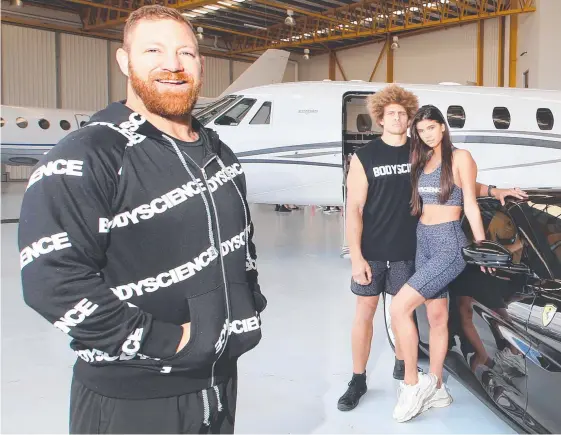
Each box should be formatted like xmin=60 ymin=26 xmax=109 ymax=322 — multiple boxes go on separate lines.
xmin=393 ymin=373 xmax=438 ymax=423
xmin=420 ymin=383 xmax=453 ymax=413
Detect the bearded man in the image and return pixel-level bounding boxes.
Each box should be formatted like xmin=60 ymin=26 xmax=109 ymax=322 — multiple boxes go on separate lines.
xmin=18 ymin=5 xmax=266 ymax=434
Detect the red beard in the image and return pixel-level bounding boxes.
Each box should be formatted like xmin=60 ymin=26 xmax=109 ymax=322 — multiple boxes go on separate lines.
xmin=129 ymin=63 xmax=202 ymax=118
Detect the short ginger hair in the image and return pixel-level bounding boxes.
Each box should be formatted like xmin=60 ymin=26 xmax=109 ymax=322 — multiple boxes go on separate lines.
xmin=123 ymin=5 xmax=196 ymax=51
xmin=367 ymin=84 xmax=419 ymax=127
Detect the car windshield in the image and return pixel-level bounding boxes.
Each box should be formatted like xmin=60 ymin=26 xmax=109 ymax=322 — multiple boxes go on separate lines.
xmin=519 ymin=195 xmax=561 ymax=279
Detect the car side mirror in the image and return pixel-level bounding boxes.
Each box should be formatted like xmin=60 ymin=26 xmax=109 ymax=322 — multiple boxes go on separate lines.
xmin=462 ymin=240 xmax=532 ymax=275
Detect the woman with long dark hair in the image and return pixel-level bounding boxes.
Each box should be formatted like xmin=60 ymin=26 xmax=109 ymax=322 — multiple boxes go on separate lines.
xmin=390 ymin=105 xmax=486 ymax=422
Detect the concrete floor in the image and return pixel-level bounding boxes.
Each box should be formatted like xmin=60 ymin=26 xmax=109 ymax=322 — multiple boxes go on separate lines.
xmin=1 ymin=181 xmax=514 ymax=434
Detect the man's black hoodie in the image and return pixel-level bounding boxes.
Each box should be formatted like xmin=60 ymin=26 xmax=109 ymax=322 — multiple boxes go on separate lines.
xmin=18 ymin=102 xmax=267 ymax=400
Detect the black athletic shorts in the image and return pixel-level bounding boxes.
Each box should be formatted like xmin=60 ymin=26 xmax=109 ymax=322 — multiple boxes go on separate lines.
xmin=69 ymin=375 xmax=237 ymax=434
xmin=350 ymin=260 xmax=415 ymax=297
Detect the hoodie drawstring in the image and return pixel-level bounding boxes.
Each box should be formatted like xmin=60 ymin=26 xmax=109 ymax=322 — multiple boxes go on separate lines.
xmin=201 ymin=385 xmax=223 ymax=427
xmin=201 ymin=389 xmax=211 ymax=427
xmin=162 ymin=134 xmax=217 ymax=256
xmin=214 ymin=385 xmax=223 ymax=412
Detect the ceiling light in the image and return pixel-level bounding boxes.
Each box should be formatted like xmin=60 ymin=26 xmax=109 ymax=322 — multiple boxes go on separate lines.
xmin=193 ymin=8 xmax=208 ymax=14
xmin=218 ymin=1 xmax=233 ymax=5
xmin=182 ymin=12 xmax=197 ymax=18
xmin=196 ymin=27 xmax=204 ymax=40
xmin=285 ymin=9 xmax=296 ymax=26
xmin=204 ymin=5 xmax=221 ymax=10
xmin=10 ymin=0 xmax=23 ymax=6
xmin=244 ymin=23 xmax=268 ymax=30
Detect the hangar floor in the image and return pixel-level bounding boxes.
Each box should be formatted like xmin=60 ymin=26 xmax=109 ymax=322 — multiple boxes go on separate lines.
xmin=2 ymin=181 xmax=515 ymax=434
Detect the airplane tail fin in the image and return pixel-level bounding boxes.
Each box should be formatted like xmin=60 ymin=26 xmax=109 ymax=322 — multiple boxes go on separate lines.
xmin=219 ymin=49 xmax=291 ymax=97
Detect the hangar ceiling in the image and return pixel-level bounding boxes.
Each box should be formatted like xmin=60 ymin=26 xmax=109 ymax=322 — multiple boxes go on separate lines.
xmin=3 ymin=0 xmax=536 ymax=58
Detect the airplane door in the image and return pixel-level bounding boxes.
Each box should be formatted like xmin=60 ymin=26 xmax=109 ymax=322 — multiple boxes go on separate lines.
xmin=75 ymin=114 xmax=91 ymax=129
xmin=340 ymin=92 xmax=380 ymax=258
xmin=449 ymin=200 xmax=534 ymax=430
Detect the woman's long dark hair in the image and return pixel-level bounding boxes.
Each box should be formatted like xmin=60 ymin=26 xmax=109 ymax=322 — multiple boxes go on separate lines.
xmin=410 ymin=105 xmax=455 ymax=216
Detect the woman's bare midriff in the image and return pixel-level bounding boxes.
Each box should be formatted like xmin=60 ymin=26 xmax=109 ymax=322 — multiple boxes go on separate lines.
xmin=419 ymin=204 xmax=462 ymax=225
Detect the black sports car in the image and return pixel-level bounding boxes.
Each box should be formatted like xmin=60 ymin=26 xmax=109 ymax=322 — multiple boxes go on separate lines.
xmin=383 ymin=189 xmax=561 ymax=433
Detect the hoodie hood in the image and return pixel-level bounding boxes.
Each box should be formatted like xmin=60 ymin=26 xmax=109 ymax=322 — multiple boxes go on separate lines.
xmin=89 ymin=101 xmax=222 ymax=165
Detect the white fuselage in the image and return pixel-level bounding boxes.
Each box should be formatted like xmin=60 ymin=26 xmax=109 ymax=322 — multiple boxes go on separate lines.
xmin=202 ymin=81 xmax=561 ymax=205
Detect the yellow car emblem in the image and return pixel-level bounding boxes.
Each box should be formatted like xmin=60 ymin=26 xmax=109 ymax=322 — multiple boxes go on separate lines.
xmin=543 ymin=304 xmax=558 ymax=327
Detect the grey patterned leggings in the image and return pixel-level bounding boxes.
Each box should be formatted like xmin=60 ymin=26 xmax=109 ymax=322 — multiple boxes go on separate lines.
xmin=407 ymin=220 xmax=469 ymax=299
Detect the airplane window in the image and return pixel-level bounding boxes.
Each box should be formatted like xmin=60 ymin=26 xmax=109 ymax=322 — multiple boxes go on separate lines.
xmin=16 ymin=117 xmax=28 ymax=128
xmin=536 ymin=108 xmax=554 ymax=130
xmin=447 ymin=105 xmax=466 ymax=128
xmin=38 ymin=119 xmax=50 ymax=130
xmin=60 ymin=120 xmax=71 ymax=130
xmin=250 ymin=101 xmax=272 ymax=125
xmin=196 ymin=95 xmax=240 ymax=126
xmin=0 ymin=118 xmax=4 ymax=127
xmin=492 ymin=107 xmax=511 ymax=129
xmin=215 ymin=98 xmax=256 ymax=126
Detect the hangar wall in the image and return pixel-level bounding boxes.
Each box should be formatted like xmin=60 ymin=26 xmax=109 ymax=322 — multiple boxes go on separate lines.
xmin=1 ymin=25 xmax=57 ymax=108
xmin=296 ymin=10 xmax=561 ymax=90
xmin=0 ymin=23 xmax=263 ymax=112
xmin=298 ymin=22 xmax=502 ymax=86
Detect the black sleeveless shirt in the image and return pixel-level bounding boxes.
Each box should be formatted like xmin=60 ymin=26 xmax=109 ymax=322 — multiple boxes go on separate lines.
xmin=354 ymin=137 xmax=418 ymax=261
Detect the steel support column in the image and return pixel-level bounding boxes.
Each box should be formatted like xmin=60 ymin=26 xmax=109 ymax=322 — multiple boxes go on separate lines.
xmin=477 ymin=20 xmax=484 ymax=86
xmin=386 ymin=34 xmax=393 ymax=83
xmin=509 ymin=14 xmax=518 ymax=87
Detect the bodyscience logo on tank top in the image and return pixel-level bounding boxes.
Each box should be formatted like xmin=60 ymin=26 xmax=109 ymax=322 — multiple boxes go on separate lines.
xmin=372 ymin=163 xmax=411 ymax=178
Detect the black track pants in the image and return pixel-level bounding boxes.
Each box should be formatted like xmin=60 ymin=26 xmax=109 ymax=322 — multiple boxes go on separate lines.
xmin=69 ymin=376 xmax=237 ymax=434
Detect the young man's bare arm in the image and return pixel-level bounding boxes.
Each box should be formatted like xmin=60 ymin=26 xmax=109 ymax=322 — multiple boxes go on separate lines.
xmin=346 ymin=155 xmax=372 ymax=285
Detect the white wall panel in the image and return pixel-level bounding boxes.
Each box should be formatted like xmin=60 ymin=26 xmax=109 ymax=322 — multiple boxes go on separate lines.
xmin=282 ymin=62 xmax=297 ymax=82
xmin=395 ymin=24 xmax=477 ymax=85
xmin=1 ymin=24 xmax=56 ymax=107
xmin=201 ymin=56 xmax=229 ymax=98
xmin=536 ymin=0 xmax=560 ymax=90
xmin=483 ymin=18 xmax=499 ymax=87
xmin=335 ymin=41 xmax=386 ymax=82
xmin=60 ymin=34 xmax=108 ymax=111
xmin=299 ymin=52 xmax=329 ymax=81
xmin=109 ymin=41 xmax=127 ymax=103
xmin=517 ymin=12 xmax=539 ymax=88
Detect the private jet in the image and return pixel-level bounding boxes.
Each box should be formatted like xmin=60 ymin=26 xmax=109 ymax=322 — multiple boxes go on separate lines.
xmin=196 ymin=81 xmax=561 ymax=206
xmin=0 ymin=48 xmax=290 ymax=166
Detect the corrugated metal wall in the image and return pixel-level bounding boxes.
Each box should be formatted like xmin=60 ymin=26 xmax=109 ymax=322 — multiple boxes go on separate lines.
xmin=60 ymin=34 xmax=109 ymax=111
xmin=200 ymin=56 xmax=230 ymax=98
xmin=1 ymin=24 xmax=56 ymax=107
xmin=109 ymin=41 xmax=127 ymax=103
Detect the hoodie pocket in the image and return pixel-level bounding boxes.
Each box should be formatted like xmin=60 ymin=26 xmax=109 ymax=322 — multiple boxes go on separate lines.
xmin=224 ymin=281 xmax=263 ymax=360
xmin=157 ymin=284 xmax=227 ymax=370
